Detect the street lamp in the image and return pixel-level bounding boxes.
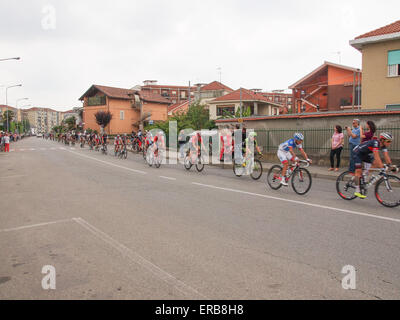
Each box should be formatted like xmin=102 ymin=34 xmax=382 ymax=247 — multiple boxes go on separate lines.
xmin=5 ymin=84 xmax=22 ymax=132
xmin=0 ymin=57 xmax=21 ymax=62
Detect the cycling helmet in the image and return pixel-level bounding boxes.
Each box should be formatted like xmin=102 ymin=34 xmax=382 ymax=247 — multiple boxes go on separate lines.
xmin=294 ymin=133 xmax=304 ymax=141
xmin=248 ymin=132 xmax=258 ymax=138
xmin=380 ymin=133 xmax=393 ymax=141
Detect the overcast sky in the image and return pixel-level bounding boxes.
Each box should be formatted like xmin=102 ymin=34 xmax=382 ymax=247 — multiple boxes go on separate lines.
xmin=1 ymin=0 xmax=399 ymax=111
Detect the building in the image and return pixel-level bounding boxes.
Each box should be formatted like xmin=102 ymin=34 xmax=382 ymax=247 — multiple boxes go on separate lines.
xmin=194 ymin=81 xmax=234 ymax=108
xmin=136 ymin=80 xmax=197 ymax=104
xmin=208 ymin=88 xmax=282 ymax=121
xmin=350 ymin=20 xmax=400 ymax=110
xmin=289 ymin=61 xmax=362 ymax=113
xmin=79 ymin=84 xmax=171 ymax=134
xmin=260 ymin=91 xmax=293 ymax=113
xmin=22 ymin=107 xmax=61 ymax=134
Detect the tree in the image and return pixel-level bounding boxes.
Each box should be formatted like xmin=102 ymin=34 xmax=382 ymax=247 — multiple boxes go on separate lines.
xmin=64 ymin=116 xmax=77 ymax=131
xmin=95 ymin=111 xmax=113 ymax=134
xmin=218 ymin=106 xmax=252 ymax=120
xmin=3 ymin=110 xmax=15 ymax=131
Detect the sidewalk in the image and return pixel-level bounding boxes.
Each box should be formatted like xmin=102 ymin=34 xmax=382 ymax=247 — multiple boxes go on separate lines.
xmin=160 ymin=149 xmax=342 ymax=182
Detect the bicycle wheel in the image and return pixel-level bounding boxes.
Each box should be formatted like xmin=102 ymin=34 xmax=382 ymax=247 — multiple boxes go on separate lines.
xmin=291 ymin=168 xmax=312 ymax=195
xmin=146 ymin=152 xmax=153 ymax=167
xmin=196 ymin=156 xmax=205 ymax=172
xmin=124 ymin=149 xmax=128 ymax=159
xmin=154 ymin=153 xmax=161 ymax=168
xmin=184 ymin=156 xmax=192 ymax=171
xmin=233 ymin=160 xmax=244 ymax=177
xmin=336 ymin=171 xmax=357 ymax=201
xmin=267 ymin=165 xmax=283 ymax=190
xmin=375 ymin=175 xmax=400 ymax=208
xmin=250 ymin=159 xmax=263 ymax=181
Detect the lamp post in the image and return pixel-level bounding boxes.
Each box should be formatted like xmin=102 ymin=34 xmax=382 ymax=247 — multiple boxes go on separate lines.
xmin=5 ymin=84 xmax=22 ymax=132
xmin=0 ymin=57 xmax=20 ymax=62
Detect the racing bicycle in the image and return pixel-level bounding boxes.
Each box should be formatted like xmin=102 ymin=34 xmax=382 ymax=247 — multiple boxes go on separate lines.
xmin=336 ymin=165 xmax=400 ymax=208
xmin=267 ymin=160 xmax=312 ymax=195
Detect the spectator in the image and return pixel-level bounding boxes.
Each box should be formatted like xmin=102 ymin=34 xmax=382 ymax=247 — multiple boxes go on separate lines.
xmin=4 ymin=133 xmax=10 ymax=152
xmin=329 ymin=125 xmax=344 ymax=172
xmin=361 ymin=120 xmax=377 ymax=143
xmin=346 ymin=119 xmax=362 ymax=173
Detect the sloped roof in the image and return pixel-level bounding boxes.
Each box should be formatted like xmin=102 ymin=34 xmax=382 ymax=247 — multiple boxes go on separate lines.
xmin=139 ymin=91 xmax=171 ymax=104
xmin=289 ymin=61 xmax=361 ymax=89
xmin=200 ymin=81 xmax=233 ymax=92
xmin=79 ymin=85 xmax=135 ymax=101
xmin=355 ymin=20 xmax=400 ymax=39
xmin=210 ymin=88 xmax=282 ymax=107
xmin=168 ymin=101 xmax=190 ymax=113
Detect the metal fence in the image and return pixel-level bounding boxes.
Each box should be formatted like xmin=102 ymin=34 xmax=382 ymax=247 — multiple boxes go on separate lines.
xmin=255 ymin=127 xmax=400 ymax=159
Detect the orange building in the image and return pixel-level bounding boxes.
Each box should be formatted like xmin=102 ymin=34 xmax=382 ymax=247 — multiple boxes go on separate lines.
xmin=79 ymin=85 xmax=170 ymax=134
xmin=289 ymin=61 xmax=362 ymax=113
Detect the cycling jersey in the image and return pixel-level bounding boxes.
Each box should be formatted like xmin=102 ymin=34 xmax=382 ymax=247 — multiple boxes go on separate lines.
xmin=279 ymin=139 xmax=303 ymax=152
xmin=354 ymin=139 xmax=387 ymax=155
xmin=353 ymin=139 xmax=388 ymax=169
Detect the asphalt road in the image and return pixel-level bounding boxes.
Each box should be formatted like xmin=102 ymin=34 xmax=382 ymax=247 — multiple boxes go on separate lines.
xmin=1 ymin=137 xmax=400 ymax=300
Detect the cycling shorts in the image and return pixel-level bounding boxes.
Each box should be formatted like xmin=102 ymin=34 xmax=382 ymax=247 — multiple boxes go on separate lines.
xmin=277 ymin=150 xmax=294 ymax=163
xmin=354 ymin=153 xmax=374 ymax=169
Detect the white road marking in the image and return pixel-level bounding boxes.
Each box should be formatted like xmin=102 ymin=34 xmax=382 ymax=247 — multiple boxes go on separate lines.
xmin=0 ymin=218 xmax=73 ymax=233
xmin=0 ymin=175 xmax=27 ymax=179
xmin=20 ymin=149 xmax=25 ymax=151
xmin=160 ymin=176 xmax=177 ymax=181
xmin=192 ymin=182 xmax=400 ymax=224
xmin=66 ymin=150 xmax=147 ymax=175
xmin=60 ymin=147 xmax=66 ymax=150
xmin=30 ymin=148 xmax=35 ymax=151
xmin=73 ymin=218 xmax=207 ymax=299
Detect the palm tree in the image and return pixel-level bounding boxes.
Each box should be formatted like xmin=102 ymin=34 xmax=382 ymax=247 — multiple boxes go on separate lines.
xmin=95 ymin=111 xmax=113 ymax=134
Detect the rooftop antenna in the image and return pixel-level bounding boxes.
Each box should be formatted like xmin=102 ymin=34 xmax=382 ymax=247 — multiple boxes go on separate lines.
xmin=217 ymin=67 xmax=222 ymax=83
xmin=332 ymin=51 xmax=342 ymax=64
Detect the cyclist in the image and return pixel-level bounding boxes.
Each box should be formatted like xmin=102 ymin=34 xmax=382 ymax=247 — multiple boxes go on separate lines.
xmin=352 ymin=133 xmax=395 ymax=199
xmin=101 ymin=133 xmax=108 ymax=147
xmin=189 ymin=132 xmax=206 ymax=163
xmin=114 ymin=135 xmax=122 ymax=153
xmin=244 ymin=132 xmax=262 ymax=158
xmin=277 ymin=133 xmax=312 ymax=186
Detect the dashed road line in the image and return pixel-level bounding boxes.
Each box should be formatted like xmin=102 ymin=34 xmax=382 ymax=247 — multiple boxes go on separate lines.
xmin=73 ymin=217 xmax=207 ymax=299
xmin=66 ymin=149 xmax=147 ymax=175
xmin=0 ymin=218 xmax=74 ymax=233
xmin=160 ymin=176 xmax=177 ymax=181
xmin=191 ymin=182 xmax=400 ymax=224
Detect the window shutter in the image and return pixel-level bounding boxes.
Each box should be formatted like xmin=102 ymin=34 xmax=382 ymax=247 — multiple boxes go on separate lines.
xmin=388 ymin=50 xmax=400 ymax=65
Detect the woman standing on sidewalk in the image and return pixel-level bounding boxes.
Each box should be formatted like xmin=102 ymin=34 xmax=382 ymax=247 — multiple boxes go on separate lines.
xmin=329 ymin=125 xmax=344 ymax=172
xmin=361 ymin=120 xmax=377 ymax=143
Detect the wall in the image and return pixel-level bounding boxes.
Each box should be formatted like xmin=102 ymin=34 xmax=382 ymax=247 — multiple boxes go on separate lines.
xmin=362 ymin=39 xmax=400 ymax=109
xmin=142 ymin=102 xmax=168 ymax=122
xmin=216 ymin=112 xmax=400 ymax=165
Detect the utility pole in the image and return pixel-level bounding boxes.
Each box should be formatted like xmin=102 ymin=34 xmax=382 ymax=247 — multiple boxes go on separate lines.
xmin=240 ymin=87 xmax=243 ymax=128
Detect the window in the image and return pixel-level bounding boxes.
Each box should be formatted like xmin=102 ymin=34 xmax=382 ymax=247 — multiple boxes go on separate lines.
xmin=274 ymin=96 xmax=280 ymax=102
xmin=120 ymin=111 xmax=125 ymax=120
xmin=288 ymin=97 xmax=292 ymax=102
xmin=88 ymin=96 xmax=106 ymax=106
xmin=217 ymin=106 xmax=235 ymax=117
xmin=388 ymin=50 xmax=400 ymax=77
xmin=181 ymin=91 xmax=186 ymax=99
xmin=386 ymin=104 xmax=400 ymax=110
xmin=172 ymin=91 xmax=177 ymax=95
